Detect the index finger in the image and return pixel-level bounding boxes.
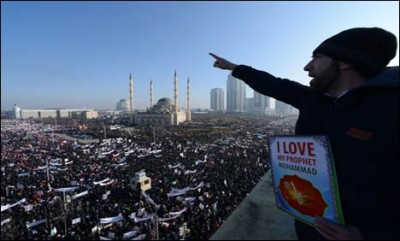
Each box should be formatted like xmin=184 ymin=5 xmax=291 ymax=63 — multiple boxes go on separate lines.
xmin=209 ymin=52 xmax=221 ymax=60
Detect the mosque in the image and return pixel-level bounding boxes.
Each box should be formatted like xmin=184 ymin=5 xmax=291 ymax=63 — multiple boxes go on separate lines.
xmin=128 ymin=71 xmax=191 ymax=126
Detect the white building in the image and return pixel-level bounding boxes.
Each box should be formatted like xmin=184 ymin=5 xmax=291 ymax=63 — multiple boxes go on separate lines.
xmin=253 ymin=91 xmax=270 ymax=115
xmin=226 ymin=74 xmax=246 ymax=113
xmin=12 ymin=104 xmax=21 ymax=119
xmin=210 ymin=88 xmax=224 ymax=112
xmin=20 ymin=109 xmax=57 ymax=119
xmin=15 ymin=108 xmax=94 ymax=119
xmin=82 ymin=110 xmax=99 ymax=119
xmin=58 ymin=109 xmax=94 ymax=118
xmin=245 ymin=98 xmax=254 ymax=113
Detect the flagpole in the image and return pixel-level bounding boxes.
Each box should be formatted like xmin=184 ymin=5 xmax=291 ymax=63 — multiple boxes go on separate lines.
xmin=153 ymin=127 xmax=156 ymax=144
xmin=47 ymin=159 xmax=51 ymax=190
xmin=63 ymin=189 xmax=67 ymax=235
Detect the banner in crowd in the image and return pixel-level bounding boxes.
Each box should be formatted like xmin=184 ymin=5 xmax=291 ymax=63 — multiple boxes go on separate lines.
xmin=24 ymin=204 xmax=33 ymax=212
xmin=130 ymin=213 xmax=155 ymax=223
xmin=158 ymin=213 xmax=183 ymax=222
xmin=72 ymin=190 xmax=88 ymax=199
xmin=167 ymin=182 xmax=204 ymax=197
xmin=1 ymin=218 xmax=11 ymax=226
xmin=2 ymin=198 xmax=27 ymax=212
xmin=123 ymin=230 xmax=138 ymax=239
xmin=168 ymin=163 xmax=181 ymax=169
xmin=54 ymin=187 xmax=79 ymax=193
xmin=168 ymin=207 xmax=187 ymax=216
xmin=100 ymin=215 xmax=124 ymax=224
xmin=94 ymin=178 xmax=111 ymax=185
xmin=184 ymin=169 xmax=197 ymax=175
xmin=72 ymin=217 xmax=81 ymax=225
xmin=1 ymin=204 xmax=9 ymax=212
xmin=167 ymin=187 xmax=191 ymax=197
xmin=26 ymin=218 xmax=47 ymax=229
xmin=100 ymin=179 xmax=114 ymax=186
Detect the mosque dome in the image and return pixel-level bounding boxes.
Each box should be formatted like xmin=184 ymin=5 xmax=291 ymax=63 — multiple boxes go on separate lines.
xmin=156 ymin=97 xmax=172 ymax=107
xmin=116 ymin=98 xmax=130 ymax=111
xmin=153 ymin=97 xmax=173 ymax=113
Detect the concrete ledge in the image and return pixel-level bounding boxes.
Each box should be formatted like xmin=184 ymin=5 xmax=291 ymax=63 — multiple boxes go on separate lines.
xmin=210 ymin=170 xmax=298 ymax=240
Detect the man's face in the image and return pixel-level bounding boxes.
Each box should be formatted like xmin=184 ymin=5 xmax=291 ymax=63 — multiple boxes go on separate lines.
xmin=304 ymin=53 xmax=340 ymax=93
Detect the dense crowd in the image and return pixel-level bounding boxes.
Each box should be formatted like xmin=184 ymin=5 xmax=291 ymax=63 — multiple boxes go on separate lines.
xmin=1 ymin=115 xmax=296 ymax=240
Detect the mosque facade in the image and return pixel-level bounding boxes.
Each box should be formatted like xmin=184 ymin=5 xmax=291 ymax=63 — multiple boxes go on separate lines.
xmin=131 ymin=71 xmax=191 ymax=126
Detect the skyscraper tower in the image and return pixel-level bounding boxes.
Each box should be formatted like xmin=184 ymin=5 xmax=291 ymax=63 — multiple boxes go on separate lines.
xmin=210 ymin=88 xmax=224 ymax=112
xmin=227 ymin=74 xmax=246 ymax=112
xmin=186 ymin=77 xmax=191 ymax=121
xmin=129 ymin=73 xmax=134 ymax=112
xmin=150 ymin=79 xmax=154 ymax=108
xmin=174 ymin=70 xmax=178 ymax=113
xmin=254 ymin=90 xmax=269 ymax=115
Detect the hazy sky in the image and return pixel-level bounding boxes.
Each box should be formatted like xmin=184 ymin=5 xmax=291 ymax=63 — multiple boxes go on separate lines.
xmin=1 ymin=1 xmax=399 ymax=110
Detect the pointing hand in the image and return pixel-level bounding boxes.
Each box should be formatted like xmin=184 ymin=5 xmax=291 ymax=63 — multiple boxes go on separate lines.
xmin=209 ymin=53 xmax=238 ymax=71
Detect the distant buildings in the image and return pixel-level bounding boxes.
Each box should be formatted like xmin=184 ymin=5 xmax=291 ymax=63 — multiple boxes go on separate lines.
xmin=209 ymin=75 xmax=298 ymax=117
xmin=253 ymin=91 xmax=270 ymax=115
xmin=4 ymin=70 xmax=192 ymax=125
xmin=275 ymin=100 xmax=298 ymax=116
xmin=5 ymin=104 xmax=98 ymax=120
xmin=3 ymin=69 xmax=298 ymax=122
xmin=81 ymin=110 xmax=99 ymax=119
xmin=226 ymin=75 xmax=246 ymax=113
xmin=210 ymin=88 xmax=224 ymax=112
xmin=245 ymin=97 xmax=254 ymax=113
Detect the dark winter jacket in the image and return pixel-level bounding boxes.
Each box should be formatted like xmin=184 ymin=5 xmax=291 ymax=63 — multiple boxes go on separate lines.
xmin=232 ymin=65 xmax=399 ymax=240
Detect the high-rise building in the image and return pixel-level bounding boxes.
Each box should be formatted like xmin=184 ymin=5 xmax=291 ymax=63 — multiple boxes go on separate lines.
xmin=186 ymin=77 xmax=191 ymax=121
xmin=129 ymin=74 xmax=134 ymax=112
xmin=210 ymin=88 xmax=224 ymax=112
xmin=226 ymin=75 xmax=246 ymax=113
xmin=245 ymin=97 xmax=254 ymax=113
xmin=275 ymin=100 xmax=296 ymax=117
xmin=13 ymin=104 xmax=21 ymax=119
xmin=253 ymin=91 xmax=270 ymax=115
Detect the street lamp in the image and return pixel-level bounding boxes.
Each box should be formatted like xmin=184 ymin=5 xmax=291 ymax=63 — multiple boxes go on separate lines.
xmin=153 ymin=127 xmax=156 ymax=144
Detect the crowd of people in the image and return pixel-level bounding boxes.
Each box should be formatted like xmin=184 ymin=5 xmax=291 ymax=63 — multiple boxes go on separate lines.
xmin=1 ymin=115 xmax=296 ymax=240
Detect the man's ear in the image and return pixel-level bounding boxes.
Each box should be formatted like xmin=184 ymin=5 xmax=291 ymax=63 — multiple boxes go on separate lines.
xmin=337 ymin=61 xmax=353 ymax=71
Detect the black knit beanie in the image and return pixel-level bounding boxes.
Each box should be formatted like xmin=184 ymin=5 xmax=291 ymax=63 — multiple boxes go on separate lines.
xmin=313 ymin=27 xmax=397 ymax=78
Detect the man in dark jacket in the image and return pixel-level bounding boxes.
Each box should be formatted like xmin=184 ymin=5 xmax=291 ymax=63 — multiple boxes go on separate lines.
xmin=210 ymin=27 xmax=399 ymax=240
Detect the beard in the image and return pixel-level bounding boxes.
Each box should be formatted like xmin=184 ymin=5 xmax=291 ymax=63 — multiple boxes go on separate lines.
xmin=309 ymin=61 xmax=340 ymax=93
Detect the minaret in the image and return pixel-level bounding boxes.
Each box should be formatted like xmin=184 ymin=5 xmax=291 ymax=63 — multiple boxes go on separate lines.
xmin=129 ymin=73 xmax=134 ymax=112
xmin=174 ymin=70 xmax=178 ymax=113
xmin=186 ymin=77 xmax=191 ymax=121
xmin=150 ymin=79 xmax=154 ymax=108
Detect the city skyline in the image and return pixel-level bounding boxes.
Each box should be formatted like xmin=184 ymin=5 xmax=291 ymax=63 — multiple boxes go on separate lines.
xmin=2 ymin=1 xmax=399 ymax=111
